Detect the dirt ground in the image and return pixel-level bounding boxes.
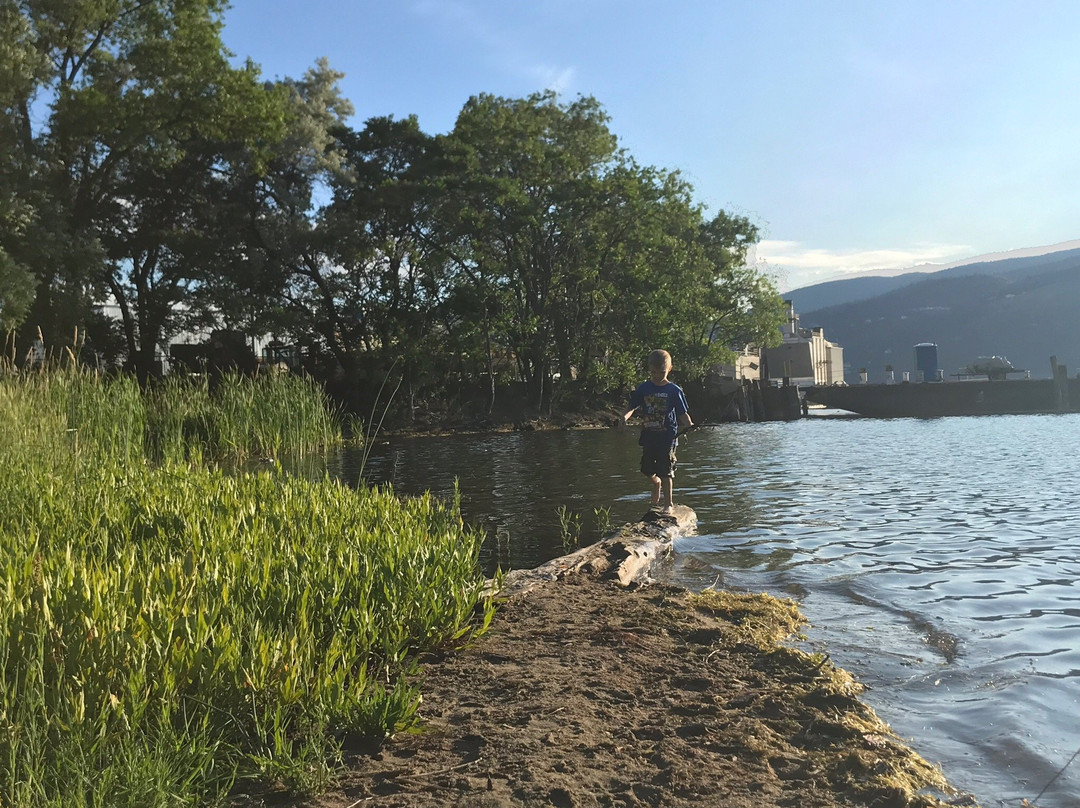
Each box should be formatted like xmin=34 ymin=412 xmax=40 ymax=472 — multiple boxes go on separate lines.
xmin=293 ymin=572 xmax=977 ymax=808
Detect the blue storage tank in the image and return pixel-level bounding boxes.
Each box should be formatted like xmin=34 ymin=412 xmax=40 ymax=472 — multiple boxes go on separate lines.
xmin=914 ymin=342 xmax=938 ymax=382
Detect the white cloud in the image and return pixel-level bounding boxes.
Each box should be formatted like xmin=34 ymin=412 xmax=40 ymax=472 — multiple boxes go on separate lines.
xmin=754 ymin=240 xmax=973 ymax=291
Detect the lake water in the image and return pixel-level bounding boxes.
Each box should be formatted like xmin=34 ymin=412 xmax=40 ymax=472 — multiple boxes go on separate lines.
xmin=338 ymin=414 xmax=1080 ymax=807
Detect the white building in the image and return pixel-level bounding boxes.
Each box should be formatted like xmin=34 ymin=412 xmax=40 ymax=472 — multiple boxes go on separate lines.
xmin=762 ymin=301 xmax=844 ymax=386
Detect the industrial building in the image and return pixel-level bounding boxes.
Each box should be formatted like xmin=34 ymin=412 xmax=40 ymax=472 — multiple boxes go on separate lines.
xmin=762 ymin=300 xmax=845 ymax=386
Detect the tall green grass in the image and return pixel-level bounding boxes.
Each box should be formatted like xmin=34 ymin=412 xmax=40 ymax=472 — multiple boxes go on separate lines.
xmin=0 ymin=369 xmax=493 ymax=806
xmin=0 ymin=367 xmax=342 ymax=465
xmin=145 ymin=372 xmax=343 ymax=463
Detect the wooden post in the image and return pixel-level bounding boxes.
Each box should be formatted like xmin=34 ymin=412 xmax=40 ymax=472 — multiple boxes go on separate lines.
xmin=1051 ymin=356 xmax=1069 ymax=411
xmin=751 ymin=381 xmax=765 ymax=421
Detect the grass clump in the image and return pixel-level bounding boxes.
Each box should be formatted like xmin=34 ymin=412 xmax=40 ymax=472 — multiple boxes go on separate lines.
xmin=0 ymin=369 xmax=493 ymax=806
xmin=689 ymin=589 xmax=804 ymax=648
xmin=146 ymin=372 xmax=343 ymax=463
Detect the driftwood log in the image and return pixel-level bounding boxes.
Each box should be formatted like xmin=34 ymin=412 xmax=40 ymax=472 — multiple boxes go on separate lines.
xmin=488 ymin=505 xmax=697 ymax=600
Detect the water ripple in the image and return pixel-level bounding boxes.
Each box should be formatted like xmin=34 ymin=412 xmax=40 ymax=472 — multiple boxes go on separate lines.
xmin=348 ymin=414 xmax=1080 ymax=805
xmin=671 ymin=414 xmax=1080 ymax=805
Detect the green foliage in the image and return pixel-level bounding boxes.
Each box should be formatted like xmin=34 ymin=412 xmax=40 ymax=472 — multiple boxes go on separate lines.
xmin=0 ymin=369 xmax=494 ymax=805
xmin=0 ymin=249 xmax=35 ymax=331
xmin=556 ymin=505 xmax=582 ymax=553
xmin=207 ymin=59 xmax=355 ymax=345
xmin=436 ymin=92 xmax=784 ymax=407
xmin=593 ymin=506 xmax=612 ymax=538
xmin=5 ymin=0 xmax=288 ymax=376
xmin=439 ymin=92 xmax=623 ymax=409
xmin=145 ymin=372 xmax=342 ymax=463
xmin=3 ymin=1 xmax=784 ymax=412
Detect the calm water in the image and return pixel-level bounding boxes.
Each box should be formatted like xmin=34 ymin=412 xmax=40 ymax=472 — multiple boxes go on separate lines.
xmin=336 ymin=414 xmax=1080 ymax=807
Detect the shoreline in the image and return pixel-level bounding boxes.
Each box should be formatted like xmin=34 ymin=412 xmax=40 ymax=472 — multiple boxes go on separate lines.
xmin=380 ymin=414 xmax=617 ymax=440
xmin=264 ymin=508 xmax=981 ymax=808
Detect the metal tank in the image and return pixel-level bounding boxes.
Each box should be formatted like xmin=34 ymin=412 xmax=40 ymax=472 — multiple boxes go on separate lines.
xmin=914 ymin=343 xmax=939 ymax=382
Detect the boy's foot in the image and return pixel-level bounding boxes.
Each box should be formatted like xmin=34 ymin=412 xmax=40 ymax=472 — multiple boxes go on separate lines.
xmin=661 ymin=504 xmax=675 ymax=515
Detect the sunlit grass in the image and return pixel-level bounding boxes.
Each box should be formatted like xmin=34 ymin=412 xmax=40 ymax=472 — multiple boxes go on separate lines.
xmin=0 ymin=369 xmax=494 ymax=805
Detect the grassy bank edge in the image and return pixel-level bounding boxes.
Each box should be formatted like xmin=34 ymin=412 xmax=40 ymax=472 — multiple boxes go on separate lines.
xmin=1 ymin=369 xmax=495 ymax=806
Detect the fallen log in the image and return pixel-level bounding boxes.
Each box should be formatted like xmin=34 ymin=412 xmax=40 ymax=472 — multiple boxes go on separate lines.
xmin=488 ymin=505 xmax=697 ymax=600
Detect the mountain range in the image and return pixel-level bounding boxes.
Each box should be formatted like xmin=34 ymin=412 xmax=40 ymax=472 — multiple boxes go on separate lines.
xmin=784 ymin=244 xmax=1080 ymax=382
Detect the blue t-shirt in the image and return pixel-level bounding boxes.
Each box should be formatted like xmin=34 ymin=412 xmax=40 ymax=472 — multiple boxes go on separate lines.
xmin=628 ymin=380 xmax=689 ymax=449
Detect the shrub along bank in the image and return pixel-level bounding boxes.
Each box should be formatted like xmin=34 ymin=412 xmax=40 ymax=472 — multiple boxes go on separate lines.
xmin=0 ymin=370 xmax=493 ymax=806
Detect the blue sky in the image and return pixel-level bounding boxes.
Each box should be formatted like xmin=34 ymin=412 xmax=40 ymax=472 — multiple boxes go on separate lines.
xmin=222 ymin=0 xmax=1080 ymax=291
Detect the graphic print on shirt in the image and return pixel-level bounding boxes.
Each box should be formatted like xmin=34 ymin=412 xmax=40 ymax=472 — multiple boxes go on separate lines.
xmin=641 ymin=392 xmax=671 ymax=432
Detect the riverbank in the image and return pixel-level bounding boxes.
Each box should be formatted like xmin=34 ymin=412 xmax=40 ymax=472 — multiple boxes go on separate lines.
xmin=380 ymin=405 xmax=620 ymax=438
xmin=265 ymin=511 xmax=978 ymax=808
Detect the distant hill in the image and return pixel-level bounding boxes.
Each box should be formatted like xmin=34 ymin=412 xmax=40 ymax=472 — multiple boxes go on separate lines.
xmin=785 ymin=273 xmax=928 ymax=312
xmin=788 ymin=246 xmax=1080 ymax=381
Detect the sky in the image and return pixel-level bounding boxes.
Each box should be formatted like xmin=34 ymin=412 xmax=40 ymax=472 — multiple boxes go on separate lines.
xmin=221 ymin=0 xmax=1080 ymax=291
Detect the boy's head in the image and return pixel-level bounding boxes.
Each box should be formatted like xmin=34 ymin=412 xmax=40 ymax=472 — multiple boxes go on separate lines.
xmin=648 ymin=349 xmax=672 ymax=379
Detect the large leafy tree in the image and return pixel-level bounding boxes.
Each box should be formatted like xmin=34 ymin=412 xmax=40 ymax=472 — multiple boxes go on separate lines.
xmin=203 ymin=58 xmax=354 ymax=355
xmin=440 ymin=92 xmax=623 ymax=411
xmin=321 ymin=115 xmax=448 ymax=416
xmin=567 ymin=160 xmax=706 ymax=391
xmin=438 ymin=91 xmax=784 ymax=410
xmin=0 ymin=2 xmax=49 ymax=336
xmin=217 ymin=63 xmax=439 ymax=411
xmin=694 ymin=211 xmax=785 ymax=366
xmin=3 ymin=0 xmax=284 ymax=377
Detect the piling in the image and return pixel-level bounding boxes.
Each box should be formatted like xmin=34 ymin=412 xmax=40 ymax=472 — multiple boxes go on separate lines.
xmin=1051 ymin=356 xmax=1070 ymax=411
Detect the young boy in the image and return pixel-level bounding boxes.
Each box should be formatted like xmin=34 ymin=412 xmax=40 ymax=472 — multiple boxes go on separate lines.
xmin=621 ymin=349 xmax=693 ymax=512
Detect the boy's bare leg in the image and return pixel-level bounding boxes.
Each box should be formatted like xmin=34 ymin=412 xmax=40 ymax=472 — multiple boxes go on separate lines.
xmin=650 ymin=474 xmax=662 ymax=505
xmin=662 ymin=477 xmax=674 ymax=509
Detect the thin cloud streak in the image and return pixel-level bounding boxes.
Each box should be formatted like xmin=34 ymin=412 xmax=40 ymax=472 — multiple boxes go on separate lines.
xmin=410 ymin=0 xmax=576 ymax=94
xmin=755 ymin=240 xmax=972 ymax=291
xmin=533 ymin=65 xmax=576 ymax=93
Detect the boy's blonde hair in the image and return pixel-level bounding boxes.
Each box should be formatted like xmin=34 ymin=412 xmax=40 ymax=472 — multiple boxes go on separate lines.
xmin=648 ymin=349 xmax=672 ymax=373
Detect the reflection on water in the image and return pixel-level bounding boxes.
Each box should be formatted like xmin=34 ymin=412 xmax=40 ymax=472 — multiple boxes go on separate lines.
xmin=341 ymin=415 xmax=1080 ymax=807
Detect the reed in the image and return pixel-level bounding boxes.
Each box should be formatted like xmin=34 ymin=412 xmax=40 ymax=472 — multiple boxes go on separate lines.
xmin=0 ymin=369 xmax=493 ymax=805
xmin=145 ymin=371 xmax=343 ymax=463
xmin=556 ymin=505 xmax=582 ymax=553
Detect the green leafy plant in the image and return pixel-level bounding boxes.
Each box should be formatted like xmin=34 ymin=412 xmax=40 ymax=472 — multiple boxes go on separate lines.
xmin=0 ymin=367 xmax=495 ymax=806
xmin=556 ymin=505 xmax=582 ymax=554
xmin=593 ymin=506 xmax=612 ymax=538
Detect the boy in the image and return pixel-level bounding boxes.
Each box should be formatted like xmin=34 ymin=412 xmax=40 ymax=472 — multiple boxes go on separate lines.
xmin=621 ymin=349 xmax=693 ymax=512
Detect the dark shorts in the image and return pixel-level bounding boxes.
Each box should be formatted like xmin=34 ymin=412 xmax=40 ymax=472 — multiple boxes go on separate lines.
xmin=640 ymin=445 xmax=677 ymax=479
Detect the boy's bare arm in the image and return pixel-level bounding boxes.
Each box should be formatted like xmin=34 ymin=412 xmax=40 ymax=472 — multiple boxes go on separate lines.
xmin=678 ymin=412 xmax=693 ymax=429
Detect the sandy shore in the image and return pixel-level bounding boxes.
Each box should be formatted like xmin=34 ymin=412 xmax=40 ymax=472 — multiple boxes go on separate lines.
xmin=248 ymin=509 xmax=981 ymax=808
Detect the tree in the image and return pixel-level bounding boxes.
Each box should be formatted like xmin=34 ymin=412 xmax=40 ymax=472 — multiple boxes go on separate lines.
xmin=564 ymin=160 xmax=705 ymax=392
xmin=215 ymin=57 xmax=355 ymax=350
xmin=440 ymin=92 xmax=623 ymax=411
xmin=695 ymin=211 xmax=785 ymax=365
xmin=322 ymin=115 xmax=448 ymax=416
xmin=437 ymin=92 xmax=783 ymax=408
xmin=4 ymin=0 xmax=285 ymax=378
xmin=212 ymin=61 xmax=402 ymax=405
xmin=0 ymin=1 xmax=48 ymax=335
